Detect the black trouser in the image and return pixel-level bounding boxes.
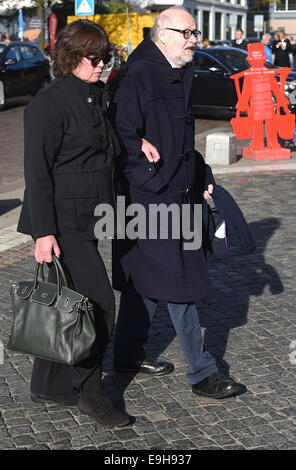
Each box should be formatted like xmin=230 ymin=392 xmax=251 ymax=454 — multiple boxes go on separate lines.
xmin=31 ymin=240 xmax=115 ymax=395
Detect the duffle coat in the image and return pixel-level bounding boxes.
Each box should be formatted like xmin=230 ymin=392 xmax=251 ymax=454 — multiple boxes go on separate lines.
xmin=112 ymin=37 xmax=214 ymax=302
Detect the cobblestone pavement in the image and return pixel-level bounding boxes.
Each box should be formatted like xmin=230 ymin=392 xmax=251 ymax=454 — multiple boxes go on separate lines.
xmin=1 ymin=171 xmax=296 ymax=450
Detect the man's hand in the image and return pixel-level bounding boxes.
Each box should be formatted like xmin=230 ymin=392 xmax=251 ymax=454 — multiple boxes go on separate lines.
xmin=35 ymin=235 xmax=61 ymax=264
xmin=203 ymin=184 xmax=213 ymax=200
xmin=141 ymin=138 xmax=160 ymax=163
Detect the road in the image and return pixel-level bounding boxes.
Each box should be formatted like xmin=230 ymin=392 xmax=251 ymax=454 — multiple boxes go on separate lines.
xmin=1 ymin=97 xmax=296 ymax=450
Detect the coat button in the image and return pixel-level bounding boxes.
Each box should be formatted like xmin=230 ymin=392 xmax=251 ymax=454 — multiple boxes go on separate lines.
xmin=87 ymin=97 xmax=92 ymax=103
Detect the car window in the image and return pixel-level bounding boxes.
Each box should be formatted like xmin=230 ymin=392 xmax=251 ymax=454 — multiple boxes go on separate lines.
xmin=211 ymin=50 xmax=250 ymax=72
xmin=20 ymin=45 xmax=43 ymax=62
xmin=5 ymin=46 xmax=21 ymax=62
xmin=192 ymin=54 xmax=222 ymax=71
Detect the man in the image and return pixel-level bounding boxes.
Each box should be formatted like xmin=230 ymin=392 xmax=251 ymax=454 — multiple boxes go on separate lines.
xmin=111 ymin=7 xmax=241 ymax=398
xmin=262 ymin=33 xmax=272 ymax=63
xmin=231 ymin=28 xmax=248 ymax=51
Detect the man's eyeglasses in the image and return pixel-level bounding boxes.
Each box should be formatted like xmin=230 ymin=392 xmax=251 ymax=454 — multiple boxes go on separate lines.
xmin=165 ymin=28 xmax=201 ymax=40
xmin=84 ymin=53 xmax=111 ymax=68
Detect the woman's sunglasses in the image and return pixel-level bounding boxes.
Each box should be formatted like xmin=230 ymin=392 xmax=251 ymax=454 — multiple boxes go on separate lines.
xmin=84 ymin=53 xmax=112 ymax=68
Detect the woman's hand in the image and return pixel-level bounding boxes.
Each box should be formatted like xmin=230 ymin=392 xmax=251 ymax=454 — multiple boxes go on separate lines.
xmin=35 ymin=235 xmax=61 ymax=264
xmin=141 ymin=138 xmax=160 ymax=163
xmin=203 ymin=184 xmax=214 ymax=200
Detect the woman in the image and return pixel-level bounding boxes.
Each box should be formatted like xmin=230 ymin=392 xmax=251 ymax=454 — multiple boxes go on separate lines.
xmin=17 ymin=19 xmax=158 ymax=427
xmin=272 ymin=30 xmax=292 ymax=67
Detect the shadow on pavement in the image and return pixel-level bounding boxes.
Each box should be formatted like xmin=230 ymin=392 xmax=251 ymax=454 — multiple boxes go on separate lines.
xmin=104 ymin=217 xmax=284 ymax=414
xmin=0 ymin=198 xmax=22 ymax=216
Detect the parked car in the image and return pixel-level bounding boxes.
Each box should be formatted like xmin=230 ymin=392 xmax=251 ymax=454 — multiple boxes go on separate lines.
xmin=191 ymin=47 xmax=296 ymax=117
xmin=0 ymin=41 xmax=51 ymax=110
xmin=246 ymin=37 xmax=262 ymax=44
xmin=209 ymin=40 xmax=231 ymax=47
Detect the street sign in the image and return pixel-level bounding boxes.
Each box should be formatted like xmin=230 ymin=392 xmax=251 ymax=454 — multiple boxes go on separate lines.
xmin=75 ymin=0 xmax=94 ymax=16
xmin=26 ymin=16 xmax=43 ymax=30
xmin=254 ymin=14 xmax=264 ymax=32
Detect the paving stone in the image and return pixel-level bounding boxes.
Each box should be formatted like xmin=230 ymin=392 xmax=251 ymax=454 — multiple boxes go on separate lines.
xmin=71 ymin=436 xmax=94 ymax=449
xmin=13 ymin=435 xmax=37 ymax=448
xmin=121 ymin=440 xmax=149 ymax=450
xmin=97 ymin=442 xmax=125 ymax=450
xmin=48 ymin=440 xmax=72 ymax=450
xmin=114 ymin=428 xmax=138 ymax=441
xmin=90 ymin=431 xmax=115 ymax=445
xmin=1 ymin=171 xmax=296 ymax=449
xmin=143 ymin=433 xmax=168 ymax=448
xmin=0 ymin=439 xmax=16 ymax=449
xmin=189 ymin=436 xmax=221 ymax=449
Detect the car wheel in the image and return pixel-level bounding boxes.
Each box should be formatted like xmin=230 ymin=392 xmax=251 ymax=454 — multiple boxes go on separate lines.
xmin=0 ymin=81 xmax=6 ymax=110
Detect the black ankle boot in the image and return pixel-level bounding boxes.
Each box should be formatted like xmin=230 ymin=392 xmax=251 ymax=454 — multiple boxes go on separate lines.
xmin=78 ymin=390 xmax=130 ymax=427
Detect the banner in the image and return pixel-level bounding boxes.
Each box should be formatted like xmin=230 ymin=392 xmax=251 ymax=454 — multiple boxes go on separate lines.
xmin=49 ymin=13 xmax=58 ymax=55
xmin=18 ymin=9 xmax=24 ymax=40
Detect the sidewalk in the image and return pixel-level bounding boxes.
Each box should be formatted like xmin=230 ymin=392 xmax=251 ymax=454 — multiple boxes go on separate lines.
xmin=1 ymin=118 xmax=296 ymax=449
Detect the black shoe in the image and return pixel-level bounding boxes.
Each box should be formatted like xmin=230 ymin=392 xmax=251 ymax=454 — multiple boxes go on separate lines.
xmin=31 ymin=392 xmax=79 ymax=406
xmin=78 ymin=390 xmax=131 ymax=427
xmin=192 ymin=372 xmax=241 ymax=399
xmin=114 ymin=358 xmax=174 ymax=376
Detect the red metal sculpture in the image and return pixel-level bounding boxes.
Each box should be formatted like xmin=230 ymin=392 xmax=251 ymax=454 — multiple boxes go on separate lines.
xmin=231 ymin=43 xmax=295 ymax=160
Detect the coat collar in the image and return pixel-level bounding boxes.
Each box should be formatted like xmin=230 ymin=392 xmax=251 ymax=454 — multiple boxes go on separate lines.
xmin=57 ymin=75 xmax=105 ymax=103
xmin=128 ymin=37 xmax=194 ymax=109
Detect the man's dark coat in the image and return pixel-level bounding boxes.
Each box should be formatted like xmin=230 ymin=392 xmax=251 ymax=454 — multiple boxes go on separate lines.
xmin=112 ymin=37 xmax=214 ymax=302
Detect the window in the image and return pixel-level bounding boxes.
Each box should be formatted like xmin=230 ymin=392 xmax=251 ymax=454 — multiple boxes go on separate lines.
xmin=203 ymin=11 xmax=210 ymax=39
xmin=5 ymin=46 xmax=20 ymax=62
xmin=194 ymin=8 xmax=199 ymax=25
xmin=192 ymin=53 xmax=221 ymax=71
xmin=212 ymin=50 xmax=250 ymax=72
xmin=288 ymin=0 xmax=296 ymax=9
xmin=237 ymin=15 xmax=243 ymax=30
xmin=275 ymin=0 xmax=286 ymax=9
xmin=20 ymin=45 xmax=43 ymax=62
xmin=215 ymin=12 xmax=222 ymax=40
xmin=226 ymin=14 xmax=231 ymax=40
xmin=275 ymin=0 xmax=296 ymax=10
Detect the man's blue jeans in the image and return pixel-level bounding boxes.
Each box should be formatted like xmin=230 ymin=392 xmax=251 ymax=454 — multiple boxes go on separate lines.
xmin=113 ymin=287 xmax=218 ymax=385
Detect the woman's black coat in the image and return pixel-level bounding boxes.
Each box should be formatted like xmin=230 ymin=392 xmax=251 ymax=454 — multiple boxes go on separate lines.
xmin=18 ymin=75 xmax=120 ymax=241
xmin=272 ymin=39 xmax=292 ymax=67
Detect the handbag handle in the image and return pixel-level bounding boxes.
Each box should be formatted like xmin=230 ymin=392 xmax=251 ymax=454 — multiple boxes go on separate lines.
xmin=33 ymin=255 xmax=69 ymax=296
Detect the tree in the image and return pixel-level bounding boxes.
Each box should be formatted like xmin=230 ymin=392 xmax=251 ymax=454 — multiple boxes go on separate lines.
xmin=105 ymin=0 xmax=134 ymax=14
xmin=249 ymin=0 xmax=282 ymax=10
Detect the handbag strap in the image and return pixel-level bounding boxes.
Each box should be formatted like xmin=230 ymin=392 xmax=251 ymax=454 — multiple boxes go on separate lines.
xmin=33 ymin=255 xmax=69 ymax=296
xmin=52 ymin=255 xmax=69 ymax=288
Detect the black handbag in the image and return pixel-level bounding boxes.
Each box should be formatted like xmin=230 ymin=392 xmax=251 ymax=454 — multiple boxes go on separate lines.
xmin=7 ymin=255 xmax=98 ymax=365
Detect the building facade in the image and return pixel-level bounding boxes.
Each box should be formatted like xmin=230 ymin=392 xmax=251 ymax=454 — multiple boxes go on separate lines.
xmin=134 ymin=0 xmax=248 ymax=41
xmin=269 ymin=0 xmax=296 ymax=38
